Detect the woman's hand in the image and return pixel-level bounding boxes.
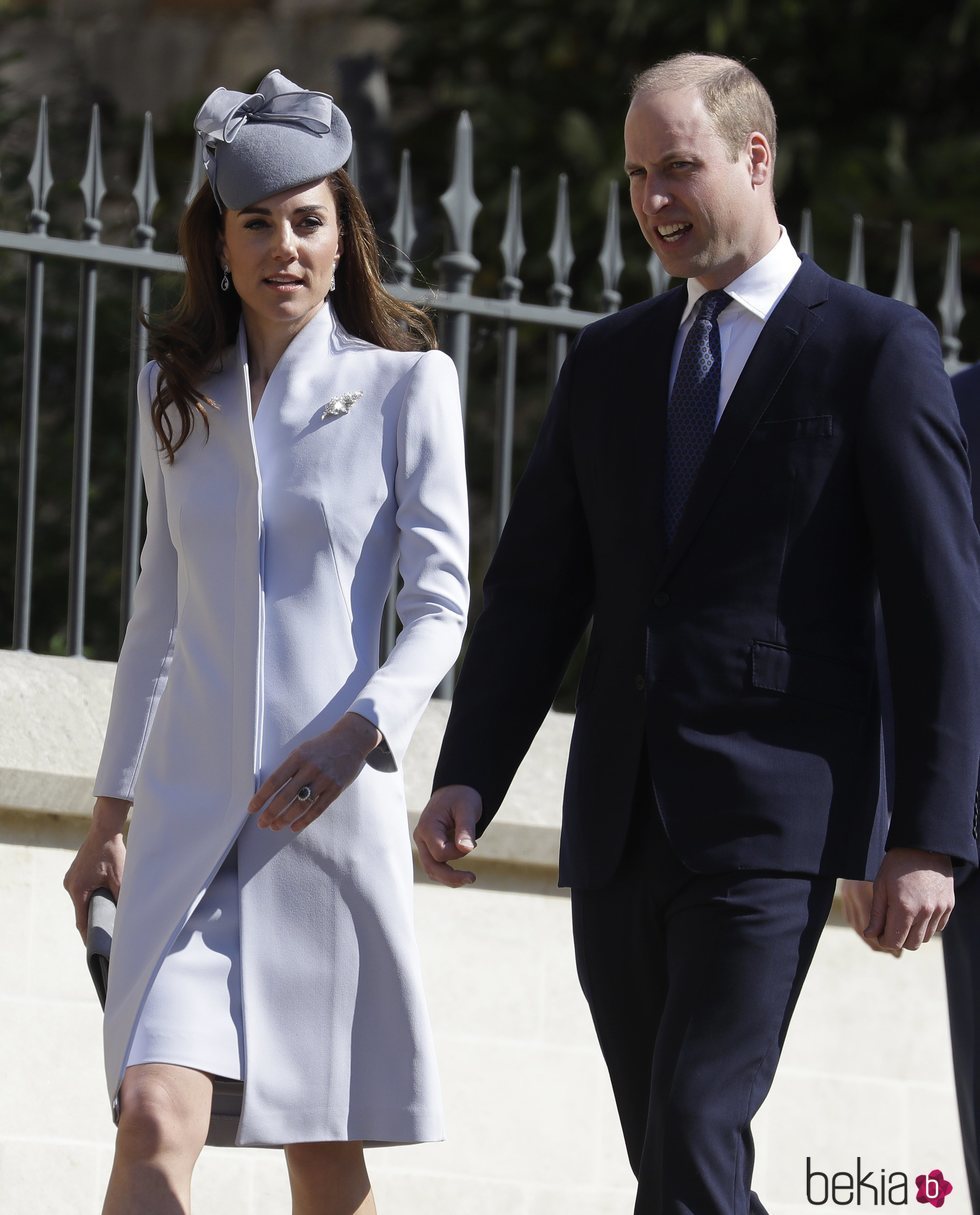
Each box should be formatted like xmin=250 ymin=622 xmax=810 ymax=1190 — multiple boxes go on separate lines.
xmin=248 ymin=712 xmax=383 ymax=834
xmin=63 ymin=796 xmax=129 ymax=942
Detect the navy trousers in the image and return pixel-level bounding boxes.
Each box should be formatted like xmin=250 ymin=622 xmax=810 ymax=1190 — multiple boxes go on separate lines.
xmin=571 ymin=771 xmax=835 ymax=1215
xmin=942 ymin=866 xmax=980 ymax=1210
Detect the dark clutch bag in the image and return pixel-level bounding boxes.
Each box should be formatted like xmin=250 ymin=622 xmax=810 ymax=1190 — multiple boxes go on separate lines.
xmin=85 ymin=886 xmax=245 ymax=1146
xmin=86 ymin=887 xmax=116 ymax=1009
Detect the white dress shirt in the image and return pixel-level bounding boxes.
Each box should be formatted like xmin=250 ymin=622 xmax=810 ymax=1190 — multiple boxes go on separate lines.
xmin=669 ymin=227 xmax=802 ymax=425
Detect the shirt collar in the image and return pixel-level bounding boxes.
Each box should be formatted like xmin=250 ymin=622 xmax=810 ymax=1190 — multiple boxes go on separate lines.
xmin=679 ymin=227 xmax=802 ymax=325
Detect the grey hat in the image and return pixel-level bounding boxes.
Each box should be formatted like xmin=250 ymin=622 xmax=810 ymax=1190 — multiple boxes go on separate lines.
xmin=194 ymin=69 xmax=353 ymax=211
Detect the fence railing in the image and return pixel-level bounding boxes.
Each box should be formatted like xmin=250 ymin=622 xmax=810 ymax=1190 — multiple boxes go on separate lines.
xmin=0 ymin=97 xmax=973 ymax=661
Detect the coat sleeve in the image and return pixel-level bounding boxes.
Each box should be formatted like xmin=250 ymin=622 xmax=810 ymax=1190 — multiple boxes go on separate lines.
xmin=857 ymin=308 xmax=980 ymax=863
xmin=92 ymin=363 xmax=179 ymax=801
xmin=346 ymin=349 xmax=470 ymax=771
xmin=432 ymin=335 xmax=596 ymax=831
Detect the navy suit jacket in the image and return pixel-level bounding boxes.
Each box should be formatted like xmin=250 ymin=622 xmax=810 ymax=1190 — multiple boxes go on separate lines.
xmin=953 ymin=363 xmax=980 ymax=518
xmin=435 ymin=256 xmax=980 ymax=889
xmin=952 ymin=361 xmax=980 ymax=867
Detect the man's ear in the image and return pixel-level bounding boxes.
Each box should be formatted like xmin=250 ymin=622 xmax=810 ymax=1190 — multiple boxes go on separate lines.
xmin=748 ymin=132 xmax=772 ymax=187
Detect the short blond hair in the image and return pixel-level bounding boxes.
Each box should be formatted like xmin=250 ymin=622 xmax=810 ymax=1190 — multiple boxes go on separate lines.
xmin=631 ymin=53 xmax=777 ymax=162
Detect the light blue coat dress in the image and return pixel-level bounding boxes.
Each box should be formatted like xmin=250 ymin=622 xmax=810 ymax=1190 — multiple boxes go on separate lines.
xmin=93 ymin=302 xmax=469 ymax=1146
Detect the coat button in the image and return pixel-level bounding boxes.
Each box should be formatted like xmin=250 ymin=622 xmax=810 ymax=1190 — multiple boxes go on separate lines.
xmin=634 ymin=674 xmax=646 ymax=692
xmin=652 ymin=590 xmax=670 ymax=608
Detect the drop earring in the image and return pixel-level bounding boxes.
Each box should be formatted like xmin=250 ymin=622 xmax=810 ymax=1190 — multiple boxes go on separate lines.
xmin=329 ymin=271 xmax=336 ymax=293
xmin=220 ymin=265 xmax=230 ymax=292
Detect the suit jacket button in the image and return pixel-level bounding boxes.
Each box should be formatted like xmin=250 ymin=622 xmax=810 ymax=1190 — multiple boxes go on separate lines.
xmin=634 ymin=674 xmax=646 ymax=692
xmin=652 ymin=590 xmax=670 ymax=608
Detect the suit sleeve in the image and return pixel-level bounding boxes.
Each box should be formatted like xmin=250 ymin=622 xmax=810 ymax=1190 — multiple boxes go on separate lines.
xmin=858 ymin=310 xmax=980 ymax=863
xmin=92 ymin=363 xmax=179 ymax=801
xmin=432 ymin=335 xmax=596 ymax=833
xmin=346 ymin=349 xmax=470 ymax=771
xmin=952 ymin=364 xmax=980 ymax=523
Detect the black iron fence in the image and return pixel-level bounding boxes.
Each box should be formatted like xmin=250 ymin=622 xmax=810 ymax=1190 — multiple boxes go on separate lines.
xmin=0 ymin=98 xmax=973 ymax=661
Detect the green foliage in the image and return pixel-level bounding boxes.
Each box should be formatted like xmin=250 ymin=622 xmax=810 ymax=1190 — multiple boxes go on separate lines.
xmin=370 ymin=0 xmax=980 ymax=705
xmin=374 ymin=0 xmax=980 ymax=327
xmin=0 ymin=67 xmax=189 ymax=657
xmin=3 ymin=5 xmax=980 ymax=682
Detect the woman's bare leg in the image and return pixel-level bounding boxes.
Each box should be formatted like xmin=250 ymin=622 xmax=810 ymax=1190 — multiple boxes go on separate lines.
xmin=102 ymin=1064 xmax=213 ymax=1215
xmin=285 ymin=1141 xmax=376 ymax=1215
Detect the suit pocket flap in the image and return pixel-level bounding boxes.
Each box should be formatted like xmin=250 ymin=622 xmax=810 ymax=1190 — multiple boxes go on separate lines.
xmin=751 ymin=641 xmax=869 ymax=709
xmin=761 ymin=415 xmax=833 ymax=441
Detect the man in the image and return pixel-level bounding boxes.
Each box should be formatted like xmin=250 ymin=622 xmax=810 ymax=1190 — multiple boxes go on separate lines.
xmin=944 ymin=360 xmax=980 ymax=1212
xmin=415 ymin=54 xmax=980 ymax=1214
xmin=842 ymin=358 xmax=980 ymax=1211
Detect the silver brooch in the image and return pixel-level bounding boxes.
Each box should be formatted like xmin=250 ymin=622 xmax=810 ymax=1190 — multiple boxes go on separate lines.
xmin=321 ymin=390 xmax=363 ymax=419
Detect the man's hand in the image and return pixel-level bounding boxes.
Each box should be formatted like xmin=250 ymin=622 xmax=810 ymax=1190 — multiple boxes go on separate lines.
xmin=865 ymin=848 xmax=954 ymax=951
xmin=839 ymin=878 xmax=902 ymax=957
xmin=413 ymin=785 xmax=483 ymax=888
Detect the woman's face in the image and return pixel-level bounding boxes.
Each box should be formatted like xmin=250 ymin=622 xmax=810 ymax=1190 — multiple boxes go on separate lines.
xmin=218 ymin=178 xmax=342 ymax=338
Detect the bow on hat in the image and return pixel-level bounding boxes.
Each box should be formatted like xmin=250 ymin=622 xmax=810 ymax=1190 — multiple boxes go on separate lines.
xmin=194 ymin=70 xmax=337 ymax=199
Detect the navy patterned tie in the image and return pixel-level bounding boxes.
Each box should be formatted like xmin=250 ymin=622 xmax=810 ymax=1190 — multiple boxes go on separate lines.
xmin=663 ymin=289 xmax=732 ymax=542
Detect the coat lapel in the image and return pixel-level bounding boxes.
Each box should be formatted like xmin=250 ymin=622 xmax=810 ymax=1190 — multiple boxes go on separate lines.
xmin=246 ymin=302 xmax=342 ymax=429
xmin=658 ymin=257 xmax=829 ymax=581
xmin=202 ymin=326 xmax=251 ymax=420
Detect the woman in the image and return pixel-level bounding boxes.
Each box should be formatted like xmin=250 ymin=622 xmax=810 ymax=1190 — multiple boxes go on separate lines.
xmin=63 ymin=70 xmax=469 ymax=1215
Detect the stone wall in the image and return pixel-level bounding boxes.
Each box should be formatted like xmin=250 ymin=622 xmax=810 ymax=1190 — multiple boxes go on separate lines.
xmin=1 ymin=0 xmax=394 ymax=119
xmin=0 ymin=650 xmax=967 ymax=1213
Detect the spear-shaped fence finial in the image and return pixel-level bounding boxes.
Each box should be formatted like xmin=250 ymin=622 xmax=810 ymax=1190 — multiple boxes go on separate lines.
xmin=647 ymin=251 xmax=670 ymax=297
xmin=132 ymin=112 xmax=159 ymax=248
xmin=938 ymin=228 xmax=966 ymax=373
xmin=27 ymin=96 xmax=53 ymax=234
xmin=389 ymin=149 xmax=418 ymax=287
xmin=499 ymin=166 xmax=526 ymax=301
xmin=798 ymin=208 xmax=814 ymax=260
xmin=346 ymin=140 xmax=360 ymax=193
xmin=891 ymin=220 xmax=917 ymax=307
xmin=598 ymin=181 xmax=624 ymax=313
xmin=80 ymin=105 xmax=106 ymax=241
xmin=184 ymin=137 xmax=205 ymax=208
xmin=436 ymin=112 xmax=481 ymax=424
xmin=439 ymin=111 xmax=482 ymax=262
xmin=846 ymin=214 xmax=866 ymax=289
xmin=547 ymin=173 xmax=574 ymax=308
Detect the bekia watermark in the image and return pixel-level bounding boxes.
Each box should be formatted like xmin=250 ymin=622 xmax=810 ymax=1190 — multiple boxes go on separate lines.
xmin=806 ymin=1158 xmax=954 ymax=1207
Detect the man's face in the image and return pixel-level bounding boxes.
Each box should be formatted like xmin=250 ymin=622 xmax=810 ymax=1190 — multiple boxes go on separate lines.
xmin=624 ymin=86 xmax=773 ymax=290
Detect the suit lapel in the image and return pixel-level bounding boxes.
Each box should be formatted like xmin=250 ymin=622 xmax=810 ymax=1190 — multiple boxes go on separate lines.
xmin=658 ymin=257 xmax=829 ymax=581
xmin=613 ymin=287 xmax=686 ymax=579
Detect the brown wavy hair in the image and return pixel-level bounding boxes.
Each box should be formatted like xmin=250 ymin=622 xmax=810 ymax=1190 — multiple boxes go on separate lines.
xmin=145 ymin=170 xmax=436 ymax=462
